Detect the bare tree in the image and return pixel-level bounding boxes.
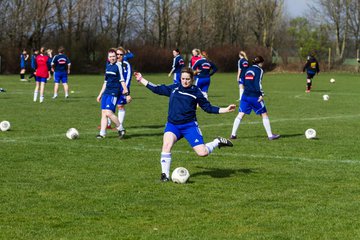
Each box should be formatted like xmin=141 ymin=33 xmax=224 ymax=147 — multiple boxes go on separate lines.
xmin=348 ymin=0 xmax=360 ymax=51
xmin=313 ymin=0 xmax=350 ymax=62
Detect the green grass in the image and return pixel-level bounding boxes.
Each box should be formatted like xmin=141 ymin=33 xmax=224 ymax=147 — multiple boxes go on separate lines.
xmin=1 ymin=72 xmax=360 ymax=239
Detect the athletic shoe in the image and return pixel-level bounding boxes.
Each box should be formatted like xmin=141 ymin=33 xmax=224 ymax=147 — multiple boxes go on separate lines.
xmin=52 ymin=96 xmax=57 ymax=99
xmin=268 ymin=134 xmax=280 ymax=140
xmin=230 ymin=135 xmax=237 ymax=139
xmin=0 ymin=88 xmax=6 ymax=92
xmin=305 ymin=90 xmax=310 ymax=93
xmin=160 ymin=173 xmax=170 ymax=182
xmin=20 ymin=79 xmax=27 ymax=82
xmin=96 ymin=134 xmax=105 ymax=139
xmin=118 ymin=129 xmax=126 ymax=139
xmin=216 ymin=136 xmax=233 ymax=148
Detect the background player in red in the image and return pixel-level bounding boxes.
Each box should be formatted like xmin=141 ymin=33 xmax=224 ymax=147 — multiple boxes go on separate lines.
xmin=33 ymin=47 xmax=50 ymax=103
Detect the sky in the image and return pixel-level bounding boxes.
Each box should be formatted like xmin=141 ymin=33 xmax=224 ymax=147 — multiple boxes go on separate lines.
xmin=284 ymin=0 xmax=312 ymax=17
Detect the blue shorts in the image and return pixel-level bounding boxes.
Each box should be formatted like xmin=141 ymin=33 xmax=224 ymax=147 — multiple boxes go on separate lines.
xmin=101 ymin=94 xmax=118 ymax=112
xmin=196 ymin=77 xmax=210 ymax=93
xmin=116 ymin=94 xmax=128 ymax=105
xmin=306 ymin=73 xmax=316 ymax=79
xmin=165 ymin=121 xmax=204 ymax=147
xmin=54 ymin=71 xmax=68 ymax=84
xmin=239 ymin=95 xmax=267 ymax=115
xmin=173 ymin=72 xmax=181 ymax=84
xmin=36 ymin=77 xmax=47 ymax=83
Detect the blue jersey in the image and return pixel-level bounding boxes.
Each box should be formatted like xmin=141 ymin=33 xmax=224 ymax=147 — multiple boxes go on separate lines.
xmin=47 ymin=57 xmax=52 ymax=71
xmin=243 ymin=65 xmax=264 ymax=97
xmin=51 ymin=54 xmax=71 ymax=72
xmin=124 ymin=52 xmax=134 ymax=61
xmin=238 ymin=58 xmax=249 ymax=81
xmin=31 ymin=54 xmax=38 ymax=69
xmin=146 ymin=82 xmax=220 ymax=125
xmin=171 ymin=55 xmax=185 ymax=74
xmin=117 ymin=60 xmax=132 ymax=88
xmin=104 ymin=62 xmax=124 ymax=96
xmin=20 ymin=54 xmax=27 ymax=69
xmin=192 ymin=58 xmax=217 ymax=78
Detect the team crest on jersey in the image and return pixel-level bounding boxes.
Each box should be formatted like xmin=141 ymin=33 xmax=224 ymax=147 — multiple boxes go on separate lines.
xmin=243 ymin=62 xmax=249 ymax=67
xmin=179 ymin=59 xmax=184 ymax=65
xmin=58 ymin=58 xmax=67 ymax=64
xmin=245 ymin=70 xmax=255 ymax=80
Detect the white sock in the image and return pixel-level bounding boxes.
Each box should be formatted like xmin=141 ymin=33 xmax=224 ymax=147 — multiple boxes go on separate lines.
xmin=39 ymin=96 xmax=44 ymax=103
xmin=160 ymin=152 xmax=172 ymax=178
xmin=239 ymin=88 xmax=244 ymax=100
xmin=118 ymin=109 xmax=125 ymax=129
xmin=65 ymin=91 xmax=68 ymax=97
xmin=205 ymin=139 xmax=220 ymax=154
xmin=262 ymin=117 xmax=273 ymax=137
xmin=33 ymin=91 xmax=38 ymax=102
xmin=100 ymin=130 xmax=106 ymax=136
xmin=231 ymin=116 xmax=242 ymax=136
xmin=107 ymin=118 xmax=111 ymax=127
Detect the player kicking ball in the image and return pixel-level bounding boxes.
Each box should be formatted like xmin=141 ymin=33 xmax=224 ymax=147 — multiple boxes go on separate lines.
xmin=135 ymin=68 xmax=235 ymax=182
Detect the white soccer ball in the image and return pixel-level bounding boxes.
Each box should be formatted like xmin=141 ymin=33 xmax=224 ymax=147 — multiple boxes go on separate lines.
xmin=66 ymin=128 xmax=79 ymax=139
xmin=305 ymin=128 xmax=316 ymax=139
xmin=330 ymin=78 xmax=335 ymax=83
xmin=323 ymin=94 xmax=329 ymax=101
xmin=0 ymin=120 xmax=11 ymax=131
xmin=171 ymin=167 xmax=190 ymax=184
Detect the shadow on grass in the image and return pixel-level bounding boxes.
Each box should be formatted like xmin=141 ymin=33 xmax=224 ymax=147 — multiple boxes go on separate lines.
xmin=123 ymin=132 xmax=164 ymax=138
xmin=278 ymin=133 xmax=303 ymax=138
xmin=310 ymin=89 xmax=330 ymax=93
xmin=190 ymin=166 xmax=256 ymax=179
xmin=130 ymin=124 xmax=164 ymax=129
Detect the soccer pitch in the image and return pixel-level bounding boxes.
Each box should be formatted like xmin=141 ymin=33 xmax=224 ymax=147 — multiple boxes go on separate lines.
xmin=1 ymin=72 xmax=360 ymax=239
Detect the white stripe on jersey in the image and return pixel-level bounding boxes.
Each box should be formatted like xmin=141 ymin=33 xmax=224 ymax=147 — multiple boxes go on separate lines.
xmin=178 ymin=91 xmax=197 ymax=99
xmin=106 ymin=71 xmax=116 ymax=75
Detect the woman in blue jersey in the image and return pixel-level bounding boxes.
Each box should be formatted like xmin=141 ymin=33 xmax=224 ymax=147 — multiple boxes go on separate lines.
xmin=19 ymin=49 xmax=29 ymax=81
xmin=115 ymin=46 xmax=133 ymax=138
xmin=230 ymin=56 xmax=280 ymax=140
xmin=168 ymin=49 xmax=185 ymax=84
xmin=192 ymin=51 xmax=217 ymax=99
xmin=134 ymin=68 xmax=236 ymax=182
xmin=303 ymin=53 xmax=320 ymax=93
xmin=96 ymin=49 xmax=131 ymax=139
xmin=236 ymin=51 xmax=249 ymax=101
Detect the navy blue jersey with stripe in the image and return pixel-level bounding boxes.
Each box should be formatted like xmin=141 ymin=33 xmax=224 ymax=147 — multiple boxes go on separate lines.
xmin=238 ymin=58 xmax=249 ymax=80
xmin=243 ymin=65 xmax=264 ymax=97
xmin=51 ymin=54 xmax=71 ymax=72
xmin=171 ymin=55 xmax=185 ymax=73
xmin=104 ymin=62 xmax=124 ymax=96
xmin=146 ymin=82 xmax=220 ymax=125
xmin=192 ymin=58 xmax=217 ymax=78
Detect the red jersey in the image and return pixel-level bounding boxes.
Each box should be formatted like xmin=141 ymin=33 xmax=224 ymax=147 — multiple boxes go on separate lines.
xmin=35 ymin=54 xmax=49 ymax=78
xmin=190 ymin=56 xmax=202 ymax=68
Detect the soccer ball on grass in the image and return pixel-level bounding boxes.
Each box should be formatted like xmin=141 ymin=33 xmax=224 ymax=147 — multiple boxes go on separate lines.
xmin=171 ymin=167 xmax=190 ymax=184
xmin=305 ymin=128 xmax=316 ymax=139
xmin=330 ymin=78 xmax=335 ymax=83
xmin=66 ymin=128 xmax=79 ymax=139
xmin=323 ymin=95 xmax=329 ymax=101
xmin=0 ymin=120 xmax=11 ymax=131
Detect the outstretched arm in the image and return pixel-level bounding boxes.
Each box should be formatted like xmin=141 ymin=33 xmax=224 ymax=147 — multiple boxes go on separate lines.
xmin=219 ymin=104 xmax=236 ymax=113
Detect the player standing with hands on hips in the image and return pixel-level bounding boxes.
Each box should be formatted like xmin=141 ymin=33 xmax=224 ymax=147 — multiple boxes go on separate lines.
xmin=96 ymin=49 xmax=131 ymax=139
xmin=134 ymin=68 xmax=236 ymax=182
xmin=230 ymin=56 xmax=280 ymax=140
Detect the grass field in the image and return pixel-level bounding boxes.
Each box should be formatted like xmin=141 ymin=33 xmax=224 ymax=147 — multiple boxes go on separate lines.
xmin=1 ymin=72 xmax=360 ymax=239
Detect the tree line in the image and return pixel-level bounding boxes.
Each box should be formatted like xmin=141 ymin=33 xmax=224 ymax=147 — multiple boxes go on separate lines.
xmin=0 ymin=0 xmax=359 ymax=73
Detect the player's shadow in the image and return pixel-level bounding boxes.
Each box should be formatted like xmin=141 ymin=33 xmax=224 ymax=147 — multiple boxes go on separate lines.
xmin=130 ymin=124 xmax=164 ymax=129
xmin=278 ymin=133 xmax=303 ymax=138
xmin=124 ymin=132 xmax=164 ymax=138
xmin=310 ymin=89 xmax=330 ymax=93
xmin=190 ymin=167 xmax=256 ymax=179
